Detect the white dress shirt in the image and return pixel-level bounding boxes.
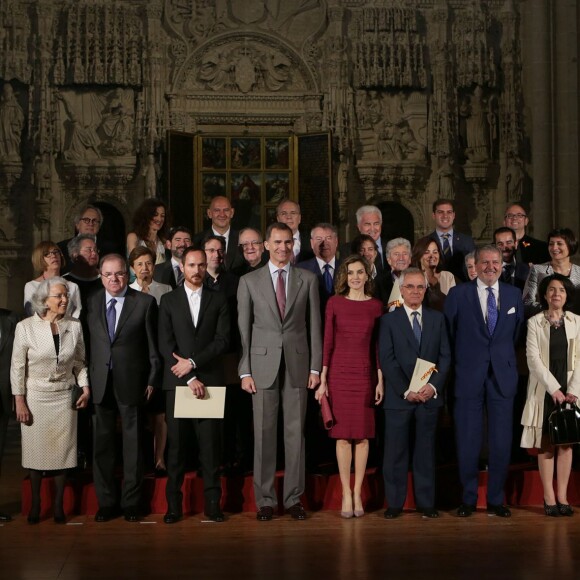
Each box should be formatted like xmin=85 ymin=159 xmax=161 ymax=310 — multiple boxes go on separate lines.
xmin=476 ymin=278 xmax=500 ymax=322
xmin=184 ymin=284 xmax=202 ymax=327
xmin=105 ymin=289 xmax=127 ymax=333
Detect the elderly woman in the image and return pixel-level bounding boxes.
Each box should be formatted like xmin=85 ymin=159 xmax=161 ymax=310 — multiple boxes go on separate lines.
xmin=411 ymin=236 xmax=456 ymax=311
xmin=523 ymin=228 xmax=580 ymax=317
xmin=464 ymin=251 xmax=478 ymax=281
xmin=11 ymin=277 xmax=90 ymax=524
xmin=24 ymin=241 xmax=81 ymax=318
xmin=128 ymin=246 xmax=171 ymax=474
xmin=316 ymin=255 xmax=383 ymax=518
xmin=521 ymin=274 xmax=580 ymax=516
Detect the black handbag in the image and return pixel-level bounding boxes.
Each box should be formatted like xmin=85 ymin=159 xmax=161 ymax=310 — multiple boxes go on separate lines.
xmin=548 ymin=403 xmax=580 ymax=446
xmin=70 ymin=385 xmax=84 ymax=410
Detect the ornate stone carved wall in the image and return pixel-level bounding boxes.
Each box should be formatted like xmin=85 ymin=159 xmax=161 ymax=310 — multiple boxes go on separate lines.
xmin=0 ymin=0 xmax=576 ymax=310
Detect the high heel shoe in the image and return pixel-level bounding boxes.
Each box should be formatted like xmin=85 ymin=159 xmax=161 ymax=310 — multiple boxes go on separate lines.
xmin=353 ymin=508 xmax=365 ymax=518
xmin=27 ymin=508 xmax=40 ymax=525
xmin=341 ymin=493 xmax=354 ymax=518
xmin=557 ymin=502 xmax=574 ymax=516
xmin=544 ymin=501 xmax=559 ymax=517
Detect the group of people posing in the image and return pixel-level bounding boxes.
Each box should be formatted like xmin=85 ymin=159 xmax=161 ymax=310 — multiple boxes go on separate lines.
xmin=0 ymin=195 xmax=578 ymax=526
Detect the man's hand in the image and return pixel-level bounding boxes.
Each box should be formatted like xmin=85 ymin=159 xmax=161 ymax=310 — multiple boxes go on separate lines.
xmin=241 ymin=376 xmax=257 ymax=394
xmin=189 ymin=379 xmax=206 ymax=399
xmin=417 ymin=384 xmax=435 ymax=403
xmin=406 ymin=391 xmax=422 ymax=403
xmin=307 ymin=373 xmax=321 ymax=389
xmin=171 ymin=352 xmax=193 ymax=378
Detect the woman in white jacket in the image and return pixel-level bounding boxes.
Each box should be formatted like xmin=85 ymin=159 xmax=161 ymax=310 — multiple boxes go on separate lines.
xmin=521 ymin=274 xmax=580 ymax=517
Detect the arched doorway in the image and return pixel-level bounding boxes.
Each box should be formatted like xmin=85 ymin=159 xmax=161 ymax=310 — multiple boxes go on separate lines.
xmin=378 ymin=202 xmax=415 ymax=244
xmin=93 ymin=201 xmax=126 ymax=256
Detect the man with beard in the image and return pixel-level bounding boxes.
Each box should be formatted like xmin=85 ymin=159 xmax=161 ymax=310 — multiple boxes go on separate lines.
xmin=154 ymin=226 xmax=192 ymax=288
xmin=493 ymin=227 xmax=529 ymax=292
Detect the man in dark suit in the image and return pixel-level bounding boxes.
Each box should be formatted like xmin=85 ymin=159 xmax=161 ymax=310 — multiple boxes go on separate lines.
xmin=444 ymin=245 xmax=524 ymax=518
xmin=193 ymin=197 xmax=244 ymax=272
xmin=379 ymin=268 xmax=450 ymax=519
xmin=428 ymin=199 xmax=475 ymax=281
xmin=493 ymin=227 xmax=529 ymax=292
xmin=503 ymin=203 xmax=550 ymax=265
xmin=57 ymin=204 xmax=118 ymax=274
xmin=0 ymin=308 xmax=18 ymax=522
xmin=276 ymin=199 xmax=314 ymax=264
xmin=159 ymin=247 xmax=230 ymax=523
xmin=153 ymin=226 xmax=193 ymax=289
xmin=87 ymin=254 xmax=160 ymax=522
xmin=238 ymin=223 xmax=322 ymax=521
xmin=297 ymin=223 xmax=340 ymax=320
xmin=235 ymin=227 xmax=268 ymax=275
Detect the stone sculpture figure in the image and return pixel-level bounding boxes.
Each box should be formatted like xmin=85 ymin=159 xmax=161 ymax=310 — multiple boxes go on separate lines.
xmin=0 ymin=84 xmax=24 ymax=163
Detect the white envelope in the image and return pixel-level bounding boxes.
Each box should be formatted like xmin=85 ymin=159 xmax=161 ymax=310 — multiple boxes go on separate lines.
xmin=174 ymin=386 xmax=226 ymax=419
xmin=405 ymin=358 xmax=438 ymax=398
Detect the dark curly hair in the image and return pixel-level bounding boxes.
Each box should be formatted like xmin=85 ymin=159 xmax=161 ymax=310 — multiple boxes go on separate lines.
xmin=334 ymin=254 xmax=375 ymax=297
xmin=131 ymin=199 xmax=169 ymax=243
xmin=548 ymin=228 xmax=578 ymax=257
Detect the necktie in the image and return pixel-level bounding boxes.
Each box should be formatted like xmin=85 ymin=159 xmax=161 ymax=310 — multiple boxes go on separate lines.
xmin=106 ymin=298 xmax=117 ymax=342
xmin=175 ymin=265 xmax=184 ymax=286
xmin=323 ymin=264 xmax=333 ymax=294
xmin=276 ymin=269 xmax=286 ymax=319
xmin=411 ymin=311 xmax=421 ymax=346
xmin=502 ymin=264 xmax=513 ymax=284
xmin=486 ymin=287 xmax=498 ymax=335
xmin=190 ymin=290 xmax=200 ymax=326
xmin=441 ymin=233 xmax=451 ymax=260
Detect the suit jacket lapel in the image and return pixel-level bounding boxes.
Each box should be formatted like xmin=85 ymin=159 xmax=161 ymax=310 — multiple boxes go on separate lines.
xmin=114 ymin=290 xmax=137 ymax=340
xmin=197 ymin=287 xmax=213 ymax=330
xmin=397 ymin=307 xmax=419 ymax=354
xmin=419 ymin=309 xmax=434 ymax=357
xmin=257 ymin=265 xmax=282 ymax=321
xmin=286 ymin=266 xmax=303 ymax=317
xmin=467 ymin=281 xmax=487 ymax=332
xmin=177 ymin=286 xmax=197 ymax=333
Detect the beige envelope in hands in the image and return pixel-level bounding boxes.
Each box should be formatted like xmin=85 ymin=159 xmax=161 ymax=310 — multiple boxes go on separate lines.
xmin=404 ymin=358 xmax=438 ymax=398
xmin=174 ymin=386 xmax=226 ymax=419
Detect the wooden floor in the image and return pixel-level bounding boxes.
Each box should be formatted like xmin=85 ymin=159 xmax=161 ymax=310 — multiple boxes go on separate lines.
xmin=2 ymin=423 xmax=580 ymax=580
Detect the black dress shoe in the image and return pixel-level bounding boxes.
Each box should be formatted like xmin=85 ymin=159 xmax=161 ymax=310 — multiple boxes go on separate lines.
xmin=418 ymin=507 xmax=439 ymax=519
xmin=487 ymin=504 xmax=511 ymax=518
xmin=457 ymin=503 xmax=476 ymax=517
xmin=124 ymin=507 xmax=141 ymax=522
xmin=0 ymin=512 xmax=12 ymax=522
xmin=54 ymin=514 xmax=66 ymax=524
xmin=544 ymin=501 xmax=559 ymax=517
xmin=95 ymin=507 xmax=119 ymax=522
xmin=557 ymin=502 xmax=574 ymax=517
xmin=27 ymin=513 xmax=40 ymax=525
xmin=256 ymin=506 xmax=274 ymax=521
xmin=205 ymin=509 xmax=225 ymax=522
xmin=287 ymin=503 xmax=306 ymax=520
xmin=383 ymin=507 xmax=403 ymax=519
xmin=163 ymin=511 xmax=182 ymax=524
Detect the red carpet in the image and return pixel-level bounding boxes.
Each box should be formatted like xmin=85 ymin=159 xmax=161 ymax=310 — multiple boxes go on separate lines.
xmin=20 ymin=466 xmax=580 ymax=516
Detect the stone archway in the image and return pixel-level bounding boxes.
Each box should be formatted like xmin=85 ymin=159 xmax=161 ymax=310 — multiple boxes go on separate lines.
xmin=378 ymin=202 xmax=415 ymax=245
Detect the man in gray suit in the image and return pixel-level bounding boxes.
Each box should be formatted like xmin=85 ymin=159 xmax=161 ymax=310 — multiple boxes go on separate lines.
xmin=238 ymin=222 xmax=322 ymax=521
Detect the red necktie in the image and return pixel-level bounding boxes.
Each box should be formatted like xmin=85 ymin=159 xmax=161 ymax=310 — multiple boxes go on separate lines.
xmin=276 ymin=269 xmax=286 ymax=319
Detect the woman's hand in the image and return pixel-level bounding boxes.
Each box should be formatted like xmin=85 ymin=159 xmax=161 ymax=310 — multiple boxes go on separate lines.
xmin=76 ymin=386 xmax=91 ymax=409
xmin=15 ymin=395 xmax=31 ymax=424
xmin=374 ymin=381 xmax=384 ymax=405
xmin=565 ymin=393 xmax=578 ymax=405
xmin=552 ymin=389 xmax=566 ymax=405
xmin=315 ymin=379 xmax=327 ymax=403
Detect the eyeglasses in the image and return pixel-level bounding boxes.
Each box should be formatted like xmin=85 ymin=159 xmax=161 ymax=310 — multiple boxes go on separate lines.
xmin=205 ymin=248 xmax=224 ymax=254
xmin=402 ymin=284 xmax=426 ymax=291
xmin=48 ymin=293 xmax=69 ymax=299
xmin=504 ymin=213 xmax=526 ymax=220
xmin=79 ymin=217 xmax=101 ymax=225
xmin=44 ymin=250 xmax=60 ymax=257
xmin=101 ymin=272 xmax=127 ymax=279
xmin=240 ymin=241 xmax=263 ymax=249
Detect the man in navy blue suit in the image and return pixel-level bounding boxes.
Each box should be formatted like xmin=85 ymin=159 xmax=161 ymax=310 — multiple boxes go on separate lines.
xmin=380 ymin=268 xmax=451 ymax=519
xmin=297 ymin=223 xmax=340 ymax=322
xmin=428 ymin=199 xmax=475 ymax=281
xmin=444 ymin=245 xmax=524 ymax=517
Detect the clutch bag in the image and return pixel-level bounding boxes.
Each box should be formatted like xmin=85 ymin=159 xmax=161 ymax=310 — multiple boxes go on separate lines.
xmin=548 ymin=403 xmax=580 ymax=446
xmin=70 ymin=385 xmax=84 ymax=410
xmin=320 ymin=395 xmax=334 ymax=430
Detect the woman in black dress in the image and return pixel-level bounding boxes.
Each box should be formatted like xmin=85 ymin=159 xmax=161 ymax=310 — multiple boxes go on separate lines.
xmin=521 ymin=274 xmax=580 ymax=516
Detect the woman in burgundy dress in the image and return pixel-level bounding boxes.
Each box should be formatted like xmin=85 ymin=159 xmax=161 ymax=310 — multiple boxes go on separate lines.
xmin=316 ymin=255 xmax=384 ymax=518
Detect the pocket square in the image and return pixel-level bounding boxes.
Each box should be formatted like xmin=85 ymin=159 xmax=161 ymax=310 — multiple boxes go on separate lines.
xmin=507 ymin=307 xmax=516 ymax=315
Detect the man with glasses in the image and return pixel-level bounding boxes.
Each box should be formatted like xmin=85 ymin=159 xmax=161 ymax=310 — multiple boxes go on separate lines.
xmin=236 ymin=228 xmax=267 ymax=274
xmin=57 ymin=204 xmax=117 ymax=273
xmin=493 ymin=227 xmax=529 ymax=292
xmin=154 ymin=226 xmax=193 ymax=288
xmin=380 ymin=268 xmax=450 ymax=519
xmin=275 ymin=199 xmax=314 ymax=264
xmin=87 ymin=253 xmax=160 ymax=523
xmin=428 ymin=199 xmax=475 ymax=281
xmin=503 ymin=203 xmax=550 ymax=264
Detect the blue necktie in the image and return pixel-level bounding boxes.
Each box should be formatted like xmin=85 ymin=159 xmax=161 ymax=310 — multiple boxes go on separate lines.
xmin=412 ymin=311 xmax=421 ymax=346
xmin=323 ymin=264 xmax=333 ymax=294
xmin=441 ymin=233 xmax=451 ymax=260
xmin=106 ymin=298 xmax=117 ymax=342
xmin=486 ymin=287 xmax=498 ymax=335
